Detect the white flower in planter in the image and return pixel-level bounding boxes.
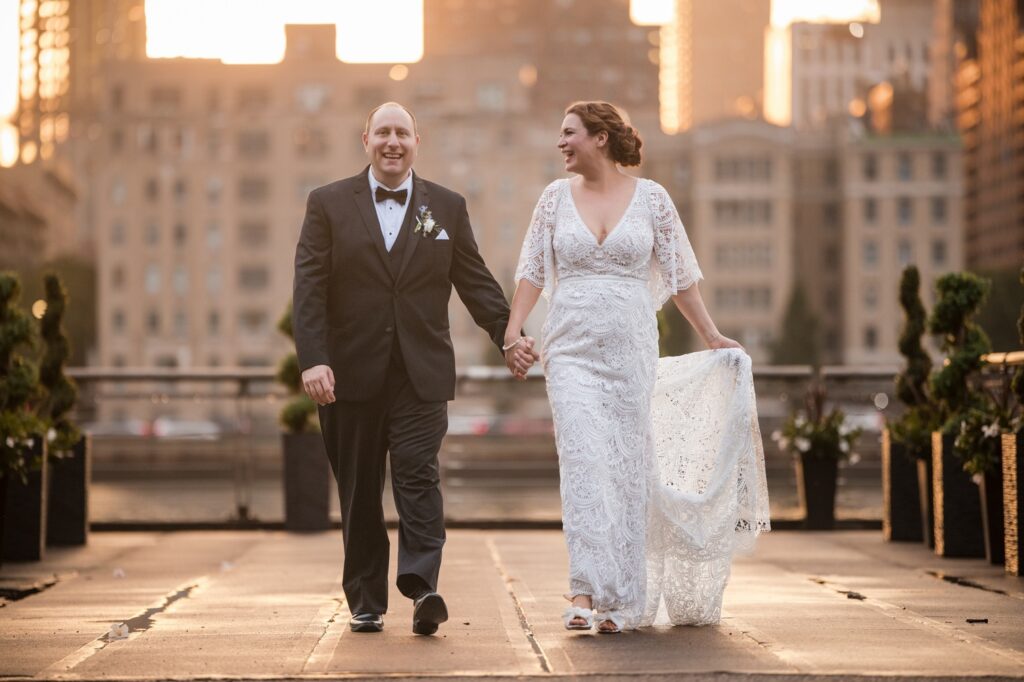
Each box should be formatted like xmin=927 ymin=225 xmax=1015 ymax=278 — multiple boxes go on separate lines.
xmin=839 ymin=440 xmax=850 ymax=453
xmin=4 ymin=437 xmax=13 ymax=448
xmin=849 ymin=453 xmax=861 ymax=465
xmin=981 ymin=422 xmax=1000 ymax=439
xmin=839 ymin=422 xmax=854 ymax=436
xmin=771 ymin=429 xmax=782 ymax=442
xmin=46 ymin=428 xmax=57 ymax=443
xmin=794 ymin=437 xmax=811 ymax=453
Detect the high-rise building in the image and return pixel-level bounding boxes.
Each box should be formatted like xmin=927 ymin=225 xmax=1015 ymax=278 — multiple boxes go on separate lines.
xmin=658 ymin=0 xmax=770 ymax=133
xmin=767 ymin=0 xmax=936 ymax=131
xmin=955 ymin=0 xmax=1024 ymax=272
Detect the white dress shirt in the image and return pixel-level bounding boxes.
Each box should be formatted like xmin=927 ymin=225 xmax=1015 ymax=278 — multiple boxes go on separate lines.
xmin=368 ymin=170 xmax=413 ymax=252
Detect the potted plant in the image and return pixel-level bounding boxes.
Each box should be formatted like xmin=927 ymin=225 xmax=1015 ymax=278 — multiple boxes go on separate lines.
xmin=277 ymin=302 xmax=330 ymax=531
xmin=886 ymin=266 xmax=937 ymax=543
xmin=772 ymin=379 xmax=863 ymax=530
xmin=0 ymin=272 xmax=48 ymax=563
xmin=1001 ymin=266 xmax=1024 ymax=575
xmin=36 ymin=274 xmax=90 ymax=547
xmin=928 ymin=272 xmax=990 ymax=558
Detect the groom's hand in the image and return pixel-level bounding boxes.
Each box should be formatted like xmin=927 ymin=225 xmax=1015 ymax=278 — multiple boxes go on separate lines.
xmin=302 ymin=364 xmax=336 ymax=405
xmin=505 ymin=336 xmax=539 ymax=381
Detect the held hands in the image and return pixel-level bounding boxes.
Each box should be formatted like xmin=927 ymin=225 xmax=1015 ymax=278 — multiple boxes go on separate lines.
xmin=504 ymin=336 xmax=540 ymax=381
xmin=302 ymin=364 xmax=336 ymax=406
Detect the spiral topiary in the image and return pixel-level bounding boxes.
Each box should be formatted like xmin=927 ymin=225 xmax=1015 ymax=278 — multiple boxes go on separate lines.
xmin=276 ymin=301 xmax=318 ymax=433
xmin=0 ymin=272 xmax=45 ymax=482
xmin=38 ymin=274 xmax=80 ymax=456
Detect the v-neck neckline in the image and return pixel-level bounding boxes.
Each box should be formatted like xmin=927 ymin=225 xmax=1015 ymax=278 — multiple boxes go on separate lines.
xmin=566 ymin=178 xmax=641 ymax=247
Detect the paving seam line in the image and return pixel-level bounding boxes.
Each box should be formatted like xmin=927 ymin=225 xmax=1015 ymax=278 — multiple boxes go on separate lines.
xmin=484 ymin=537 xmax=553 ymax=674
xmin=35 ymin=576 xmax=209 ymax=677
xmin=720 ymin=611 xmax=809 ymax=673
xmin=300 ymin=571 xmax=348 ymax=675
xmin=807 ymin=574 xmax=1024 ymax=668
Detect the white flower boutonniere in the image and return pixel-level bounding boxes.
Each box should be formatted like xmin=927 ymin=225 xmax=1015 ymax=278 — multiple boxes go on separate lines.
xmin=414 ymin=205 xmax=442 ymax=238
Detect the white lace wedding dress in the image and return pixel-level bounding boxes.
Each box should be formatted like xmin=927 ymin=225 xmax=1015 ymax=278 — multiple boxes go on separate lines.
xmin=515 ymin=178 xmax=770 ymax=630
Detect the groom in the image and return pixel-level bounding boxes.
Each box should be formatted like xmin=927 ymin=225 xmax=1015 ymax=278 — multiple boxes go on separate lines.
xmin=292 ymin=102 xmax=537 ymax=635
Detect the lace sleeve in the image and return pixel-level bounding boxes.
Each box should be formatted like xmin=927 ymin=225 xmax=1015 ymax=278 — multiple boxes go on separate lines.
xmin=647 ymin=180 xmax=703 ymax=308
xmin=514 ymin=180 xmax=562 ymax=299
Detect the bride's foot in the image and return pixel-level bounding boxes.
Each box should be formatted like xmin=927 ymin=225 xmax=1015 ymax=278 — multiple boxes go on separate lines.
xmin=594 ymin=610 xmax=624 ymax=634
xmin=562 ymin=593 xmax=593 ymax=630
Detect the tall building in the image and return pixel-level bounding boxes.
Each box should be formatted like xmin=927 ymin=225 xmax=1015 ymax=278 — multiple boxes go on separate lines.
xmin=87 ymin=3 xmax=665 ymax=376
xmin=955 ymin=0 xmax=1024 ymax=272
xmin=659 ymin=0 xmax=770 ymax=133
xmin=647 ymin=116 xmax=964 ymax=365
xmin=768 ymin=0 xmax=936 ymax=131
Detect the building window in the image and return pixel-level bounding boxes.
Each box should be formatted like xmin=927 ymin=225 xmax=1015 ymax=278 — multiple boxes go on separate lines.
xmin=715 ymin=157 xmax=772 ymax=182
xmin=111 ymin=265 xmax=125 ymax=289
xmin=295 ymin=84 xmax=329 ymax=113
xmin=145 ymin=264 xmax=160 ymax=294
xmin=112 ymin=309 xmax=125 ymax=333
xmin=824 ymin=202 xmax=839 ymax=227
xmin=713 ymin=200 xmax=772 ymax=226
xmin=173 ymin=265 xmax=188 ymax=295
xmin=145 ymin=177 xmax=159 ymax=202
xmin=898 ymin=240 xmax=913 ymax=266
xmin=145 ymin=220 xmax=159 ymax=246
xmin=111 ymin=84 xmax=124 ymax=111
xmin=863 ymin=240 xmax=878 ymax=268
xmin=477 ymin=83 xmax=506 ymax=111
xmin=931 ymin=151 xmax=947 ymax=178
xmin=863 ymin=153 xmax=877 ymax=180
xmin=208 ymin=310 xmax=220 ymax=336
xmin=206 ymin=267 xmax=222 ymax=295
xmin=863 ymin=197 xmax=877 ymax=224
xmin=865 ymin=325 xmax=877 ymax=350
xmin=111 ymin=221 xmax=125 ymax=245
xmin=238 ymin=130 xmax=270 ymax=159
xmin=930 ymin=197 xmax=947 ymax=224
xmin=173 ymin=223 xmax=187 ymax=247
xmin=239 ymin=177 xmax=269 ymax=201
xmin=240 ymin=220 xmax=269 ymax=246
xmin=238 ymin=87 xmax=271 ymax=111
xmin=138 ymin=125 xmax=158 ymax=155
xmin=239 ymin=310 xmax=268 ymax=334
xmin=206 ymin=177 xmax=223 ymax=205
xmin=173 ymin=178 xmax=187 ymax=204
xmin=864 ymin=282 xmax=878 ymax=309
xmin=110 ymin=128 xmax=124 ymax=153
xmin=932 ymin=239 xmax=947 ymax=266
xmin=111 ymin=178 xmax=126 ymax=206
xmin=897 ymin=197 xmax=913 ymax=225
xmin=146 ymin=310 xmax=160 ymax=334
xmin=173 ymin=311 xmax=187 ymax=338
xmin=897 ymin=152 xmax=913 ymax=180
xmin=207 ymin=222 xmax=222 ymax=250
xmin=150 ymin=87 xmax=182 ymax=112
xmin=239 ymin=266 xmax=269 ymax=291
xmin=207 ymin=129 xmax=222 ymax=159
xmin=294 ymin=127 xmax=328 ymax=158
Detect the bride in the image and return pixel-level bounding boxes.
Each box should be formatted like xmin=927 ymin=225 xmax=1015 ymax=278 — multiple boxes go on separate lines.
xmin=503 ymin=101 xmax=770 ymax=634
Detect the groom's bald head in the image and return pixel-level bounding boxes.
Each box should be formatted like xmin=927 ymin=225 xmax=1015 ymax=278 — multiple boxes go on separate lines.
xmin=364 ymin=102 xmax=418 ymax=135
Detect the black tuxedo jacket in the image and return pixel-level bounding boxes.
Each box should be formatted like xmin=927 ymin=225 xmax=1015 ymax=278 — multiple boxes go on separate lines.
xmin=292 ymin=167 xmax=510 ymax=402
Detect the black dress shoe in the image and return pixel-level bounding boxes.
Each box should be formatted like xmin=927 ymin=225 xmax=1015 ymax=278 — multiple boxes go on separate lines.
xmin=349 ymin=613 xmax=383 ymax=633
xmin=412 ymin=592 xmax=448 ymax=635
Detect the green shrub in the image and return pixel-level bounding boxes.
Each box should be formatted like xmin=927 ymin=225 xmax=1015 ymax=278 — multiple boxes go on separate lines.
xmin=0 ymin=273 xmax=45 ymax=481
xmin=277 ymin=302 xmax=318 ymax=434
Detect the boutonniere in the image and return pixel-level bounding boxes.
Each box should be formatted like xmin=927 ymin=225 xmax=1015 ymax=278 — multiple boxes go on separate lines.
xmin=414 ymin=205 xmax=442 ymax=238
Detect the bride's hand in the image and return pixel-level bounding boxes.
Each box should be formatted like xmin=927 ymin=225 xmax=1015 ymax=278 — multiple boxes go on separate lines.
xmin=707 ymin=333 xmax=744 ymax=352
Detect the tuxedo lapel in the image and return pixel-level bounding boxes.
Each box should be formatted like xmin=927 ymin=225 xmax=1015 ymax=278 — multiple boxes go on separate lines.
xmin=351 ymin=168 xmax=392 ymax=278
xmin=396 ymin=173 xmax=429 ymax=283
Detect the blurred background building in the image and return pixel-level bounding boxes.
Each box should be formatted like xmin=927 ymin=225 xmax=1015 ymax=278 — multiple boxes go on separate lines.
xmin=0 ymin=0 xmax=1017 ymax=384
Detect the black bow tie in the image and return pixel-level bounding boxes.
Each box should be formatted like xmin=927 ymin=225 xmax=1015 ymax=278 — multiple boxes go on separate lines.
xmin=375 ymin=187 xmax=408 ymax=204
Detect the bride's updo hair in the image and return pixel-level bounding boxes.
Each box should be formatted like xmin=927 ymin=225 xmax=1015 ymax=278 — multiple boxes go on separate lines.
xmin=565 ymin=101 xmax=643 ymax=167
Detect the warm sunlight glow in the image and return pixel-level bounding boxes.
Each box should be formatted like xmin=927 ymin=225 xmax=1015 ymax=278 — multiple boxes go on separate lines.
xmin=630 ymin=0 xmax=674 ymax=26
xmin=763 ymin=0 xmax=882 ymax=126
xmin=145 ymin=0 xmax=423 ymax=64
xmin=769 ymin=0 xmax=880 ymax=28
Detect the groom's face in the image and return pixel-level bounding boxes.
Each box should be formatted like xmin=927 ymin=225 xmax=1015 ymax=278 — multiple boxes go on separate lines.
xmin=363 ymin=106 xmax=419 ymax=186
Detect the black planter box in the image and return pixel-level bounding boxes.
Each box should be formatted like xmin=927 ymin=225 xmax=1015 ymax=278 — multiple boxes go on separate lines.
xmin=282 ymin=431 xmax=331 ymax=532
xmin=932 ymin=432 xmax=984 ymax=558
xmin=1003 ymin=432 xmax=1024 ymax=576
xmin=796 ymin=452 xmax=837 ymax=530
xmin=882 ymin=430 xmax=923 ymax=542
xmin=46 ymin=435 xmax=90 ymax=547
xmin=1 ymin=438 xmax=48 ymax=562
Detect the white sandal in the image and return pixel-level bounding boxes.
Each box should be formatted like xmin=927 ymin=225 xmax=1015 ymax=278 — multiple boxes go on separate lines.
xmin=594 ymin=610 xmax=624 ymax=634
xmin=563 ymin=605 xmax=594 ymax=630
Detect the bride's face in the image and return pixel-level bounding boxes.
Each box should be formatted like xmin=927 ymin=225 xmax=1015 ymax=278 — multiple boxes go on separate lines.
xmin=558 ymin=113 xmax=606 ymax=174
